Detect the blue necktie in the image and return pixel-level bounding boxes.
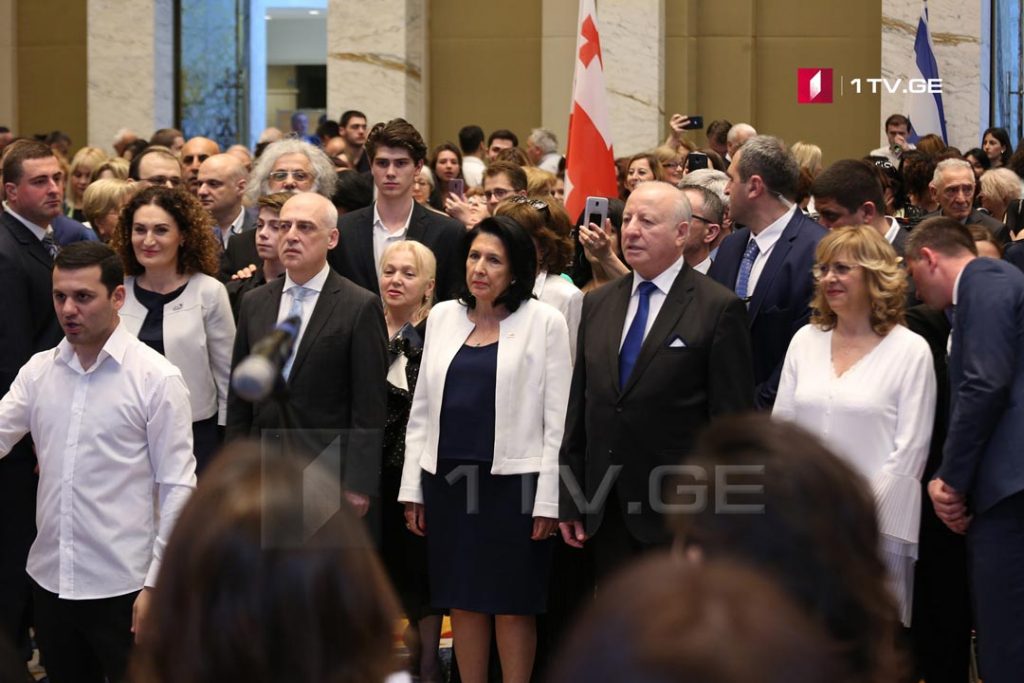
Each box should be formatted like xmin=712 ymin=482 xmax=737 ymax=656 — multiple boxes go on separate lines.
xmin=41 ymin=231 xmax=59 ymax=259
xmin=619 ymin=281 xmax=658 ymax=388
xmin=282 ymin=286 xmax=313 ymax=380
xmin=735 ymin=239 xmax=760 ymax=300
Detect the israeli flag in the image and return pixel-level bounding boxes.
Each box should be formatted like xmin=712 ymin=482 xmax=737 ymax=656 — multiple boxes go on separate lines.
xmin=907 ymin=1 xmax=948 ymax=143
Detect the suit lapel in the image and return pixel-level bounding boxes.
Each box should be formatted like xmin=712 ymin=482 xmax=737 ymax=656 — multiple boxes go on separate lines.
xmin=747 ymin=212 xmax=800 ymax=321
xmin=407 ymin=201 xmax=429 ymax=242
xmin=716 ymin=228 xmax=747 ymax=288
xmin=354 ymin=209 xmax=379 ymax=294
xmin=287 ymin=271 xmax=341 ymax=381
xmin=253 ymin=278 xmax=284 ymax=339
xmin=2 ymin=212 xmax=53 ymax=271
xmin=621 ymin=267 xmax=694 ymax=396
xmin=604 ymin=276 xmax=633 ymax=393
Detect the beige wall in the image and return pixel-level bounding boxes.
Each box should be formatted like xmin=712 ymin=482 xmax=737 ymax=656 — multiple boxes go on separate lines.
xmin=665 ymin=0 xmax=881 ymax=165
xmin=0 ymin=0 xmax=15 ymax=131
xmin=17 ymin=0 xmax=87 ymax=153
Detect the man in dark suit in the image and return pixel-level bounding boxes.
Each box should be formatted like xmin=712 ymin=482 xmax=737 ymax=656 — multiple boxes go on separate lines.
xmin=197 ymin=153 xmax=254 ymax=250
xmin=708 ymin=135 xmax=826 ymax=409
xmin=927 ymin=158 xmax=1009 ymax=243
xmin=0 ymin=139 xmax=66 ymax=669
xmin=906 ymin=217 xmax=1024 ymax=683
xmin=328 ymin=118 xmax=464 ymax=301
xmin=227 ymin=192 xmax=387 ymax=517
xmin=559 ymin=182 xmax=754 ymax=577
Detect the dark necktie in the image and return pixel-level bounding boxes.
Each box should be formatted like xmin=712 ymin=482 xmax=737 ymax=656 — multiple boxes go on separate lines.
xmin=41 ymin=231 xmax=59 ymax=259
xmin=619 ymin=281 xmax=658 ymax=388
xmin=735 ymin=239 xmax=760 ymax=300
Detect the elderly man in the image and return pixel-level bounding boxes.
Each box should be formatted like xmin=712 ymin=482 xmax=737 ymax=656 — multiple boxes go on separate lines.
xmin=527 ymin=128 xmax=563 ymax=174
xmin=906 ymin=217 xmax=1024 ymax=683
xmin=680 ymin=185 xmax=723 ymax=274
xmin=725 ymin=123 xmax=757 ymax=164
xmin=928 ymin=158 xmax=1008 ymax=243
xmin=559 ymin=181 xmax=754 ymax=577
xmin=180 ymin=137 xmax=221 ymax=193
xmin=227 ymin=192 xmax=387 ymax=517
xmin=708 ymin=135 xmax=826 ymax=409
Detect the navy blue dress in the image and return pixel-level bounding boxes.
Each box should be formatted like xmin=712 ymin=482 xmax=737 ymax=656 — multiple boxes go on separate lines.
xmin=421 ymin=342 xmax=554 ymax=615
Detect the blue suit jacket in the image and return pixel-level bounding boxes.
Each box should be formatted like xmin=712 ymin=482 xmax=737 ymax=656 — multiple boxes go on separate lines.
xmin=707 ymin=209 xmax=826 ymax=408
xmin=53 ymin=215 xmax=98 ymax=245
xmin=942 ymin=257 xmax=1024 ymax=513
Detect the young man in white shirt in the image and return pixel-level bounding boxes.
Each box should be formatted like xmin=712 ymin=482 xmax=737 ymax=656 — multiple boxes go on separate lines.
xmin=0 ymin=241 xmax=196 ymax=683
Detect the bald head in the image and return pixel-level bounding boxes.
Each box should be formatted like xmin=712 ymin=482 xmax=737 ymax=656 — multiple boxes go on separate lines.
xmin=196 ymin=153 xmax=248 ymax=224
xmin=278 ymin=192 xmax=340 ymax=283
xmin=226 ymin=144 xmax=253 ymax=171
xmin=181 ymin=136 xmax=222 ymax=189
xmin=621 ymin=181 xmax=691 ymax=280
xmin=727 ymin=123 xmax=757 ymax=158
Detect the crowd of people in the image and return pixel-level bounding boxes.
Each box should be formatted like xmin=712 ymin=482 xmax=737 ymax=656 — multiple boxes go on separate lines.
xmin=0 ymin=109 xmax=1023 ymax=683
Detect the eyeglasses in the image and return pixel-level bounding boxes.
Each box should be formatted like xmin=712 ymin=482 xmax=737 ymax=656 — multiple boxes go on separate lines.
xmin=269 ymin=170 xmax=312 ymax=182
xmin=811 ymin=261 xmax=859 ymax=280
xmin=662 ymin=161 xmax=683 ymax=170
xmin=182 ymin=154 xmax=211 ymax=165
xmin=507 ymin=195 xmax=549 ymax=211
xmin=484 ymin=187 xmax=515 ymax=201
xmin=142 ymin=176 xmax=182 ymax=187
xmin=690 ymin=213 xmax=717 ymax=225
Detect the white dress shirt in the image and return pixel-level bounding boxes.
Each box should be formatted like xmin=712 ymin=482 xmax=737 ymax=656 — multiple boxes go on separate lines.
xmin=538 ymin=152 xmax=563 ymax=174
xmin=745 ymin=205 xmax=796 ymax=298
xmin=3 ymin=200 xmax=53 ymax=239
xmin=619 ymin=256 xmax=685 ymax=350
xmin=216 ymin=207 xmax=247 ymax=249
xmin=372 ymin=200 xmax=414 ymax=273
xmin=692 ymin=255 xmax=712 ymax=274
xmin=885 ymin=217 xmax=902 ymax=244
xmin=277 ymin=263 xmax=331 ymax=357
xmin=0 ymin=322 xmax=196 ymax=599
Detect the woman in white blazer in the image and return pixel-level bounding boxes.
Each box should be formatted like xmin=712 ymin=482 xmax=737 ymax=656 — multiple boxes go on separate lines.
xmin=114 ymin=186 xmax=235 ymax=472
xmin=495 ymin=195 xmax=583 ymax=359
xmin=399 ymin=216 xmax=571 ymax=683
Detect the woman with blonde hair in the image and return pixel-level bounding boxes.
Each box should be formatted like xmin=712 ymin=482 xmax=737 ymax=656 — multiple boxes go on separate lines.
xmin=774 ymin=225 xmax=936 ymax=627
xmin=524 ymin=167 xmax=557 ymax=198
xmin=66 ymin=146 xmax=107 ymax=221
xmin=82 ymin=177 xmax=135 ymax=242
xmin=978 ymin=167 xmax=1022 ymax=224
xmin=653 ymin=145 xmax=685 ymax=186
xmin=90 ymin=156 xmax=130 ymax=182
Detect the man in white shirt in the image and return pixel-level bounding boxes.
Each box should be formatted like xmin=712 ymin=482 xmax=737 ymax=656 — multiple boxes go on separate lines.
xmin=197 ymin=153 xmax=252 ymax=249
xmin=0 ymin=241 xmax=196 ymax=683
xmin=680 ymin=185 xmax=723 ymax=274
xmin=526 ymin=128 xmax=563 ymax=174
xmin=870 ymin=114 xmax=915 ymax=166
xmin=458 ymin=124 xmax=487 ymax=188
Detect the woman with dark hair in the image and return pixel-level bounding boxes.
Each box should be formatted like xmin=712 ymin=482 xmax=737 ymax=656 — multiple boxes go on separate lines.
xmin=671 ymin=414 xmax=907 ymax=683
xmin=773 ymin=226 xmax=936 ymax=627
xmin=428 ymin=142 xmax=463 ymax=211
xmin=900 ymin=150 xmax=938 ymax=228
xmin=574 ymin=198 xmax=630 ymax=293
xmin=399 ymin=216 xmax=572 ymax=683
xmin=982 ymin=126 xmax=1012 ymax=168
xmin=494 ymin=196 xmax=583 ymax=355
xmin=964 ymin=147 xmax=991 ymax=182
xmin=131 ymin=444 xmax=402 ymax=683
xmin=114 ymin=186 xmax=235 ymax=472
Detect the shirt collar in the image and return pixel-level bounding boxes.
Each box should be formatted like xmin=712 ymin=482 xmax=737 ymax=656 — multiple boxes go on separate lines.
xmin=228 ymin=207 xmax=246 ymax=234
xmin=55 ymin=319 xmax=130 ymax=373
xmin=284 ymin=262 xmax=330 ymax=293
xmin=885 ymin=217 xmax=901 ymax=244
xmin=3 ymin=200 xmax=53 ymax=240
xmin=631 ymin=255 xmax=685 ymax=296
xmin=372 ymin=200 xmax=414 ymax=236
xmin=952 ymin=263 xmax=966 ymax=307
xmin=751 ymin=205 xmax=796 ymax=253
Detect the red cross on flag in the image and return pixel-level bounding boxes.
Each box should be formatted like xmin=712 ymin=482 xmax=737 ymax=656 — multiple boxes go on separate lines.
xmin=564 ymin=0 xmax=618 ymax=223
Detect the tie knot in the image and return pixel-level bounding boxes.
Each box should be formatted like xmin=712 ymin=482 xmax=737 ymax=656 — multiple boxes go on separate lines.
xmin=742 ymin=239 xmax=760 ymax=259
xmin=290 ymin=286 xmax=313 ymax=301
xmin=637 ymin=281 xmax=658 ymax=298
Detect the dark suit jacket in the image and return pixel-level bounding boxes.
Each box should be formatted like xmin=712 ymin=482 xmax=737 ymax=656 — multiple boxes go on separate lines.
xmin=53 ymin=215 xmax=98 ymax=245
xmin=942 ymin=257 xmax=1024 ymax=514
xmin=924 ymin=208 xmax=1009 ymax=245
xmin=226 ymin=268 xmax=388 ymax=496
xmin=707 ymin=209 xmax=826 ymax=409
xmin=0 ymin=212 xmax=64 ymax=461
xmin=328 ymin=201 xmax=465 ymax=301
xmin=559 ymin=265 xmax=755 ymax=544
xmin=218 ymin=210 xmax=259 ymax=281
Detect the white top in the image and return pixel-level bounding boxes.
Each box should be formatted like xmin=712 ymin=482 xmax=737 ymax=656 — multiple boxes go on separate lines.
xmin=398 ymin=299 xmax=572 ymax=518
xmin=870 ymin=144 xmax=914 ymax=166
xmin=773 ymin=324 xmax=936 ymax=546
xmin=372 ymin=200 xmax=414 ymax=272
xmin=619 ymin=256 xmax=684 ymax=351
xmin=462 ymin=155 xmax=486 ymax=188
xmin=746 ymin=205 xmax=796 ymax=297
xmin=538 ymin=152 xmax=563 ymax=174
xmin=0 ymin=323 xmax=196 ymax=599
xmin=533 ymin=271 xmax=583 ymax=359
xmin=692 ymin=255 xmax=712 ymax=274
xmin=121 ymin=272 xmax=236 ymax=424
xmin=216 ymin=207 xmax=246 ymax=249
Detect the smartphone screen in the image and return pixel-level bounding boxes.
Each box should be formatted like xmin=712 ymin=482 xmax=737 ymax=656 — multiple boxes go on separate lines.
xmin=683 ymin=116 xmax=704 ymax=130
xmin=448 ymin=178 xmax=465 ymax=199
xmin=686 ymin=152 xmax=710 ymax=173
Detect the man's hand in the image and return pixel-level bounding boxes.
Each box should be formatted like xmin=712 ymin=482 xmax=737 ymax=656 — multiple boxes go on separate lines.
xmin=559 ymin=520 xmax=588 ymax=548
xmin=404 ymin=502 xmax=426 ymax=536
xmin=132 ymin=586 xmax=153 ymax=643
xmin=928 ymin=478 xmax=971 ymax=534
xmin=531 ymin=517 xmax=559 ymax=540
xmin=230 ymin=263 xmax=258 ymax=281
xmin=344 ymin=490 xmax=370 ymax=518
xmin=893 ymin=133 xmax=910 ymax=151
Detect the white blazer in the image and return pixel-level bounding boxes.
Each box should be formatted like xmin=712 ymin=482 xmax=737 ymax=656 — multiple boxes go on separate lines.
xmin=398 ymin=298 xmax=572 ymax=518
xmin=120 ymin=273 xmax=236 ymax=424
xmin=533 ymin=272 xmax=583 ymax=359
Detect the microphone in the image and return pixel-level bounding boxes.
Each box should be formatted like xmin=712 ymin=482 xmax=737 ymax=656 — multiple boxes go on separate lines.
xmin=232 ymin=315 xmax=301 ymax=401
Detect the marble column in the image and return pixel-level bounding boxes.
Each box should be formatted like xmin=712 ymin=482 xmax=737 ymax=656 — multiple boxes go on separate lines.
xmin=87 ymin=0 xmax=174 ymax=152
xmin=540 ymin=0 xmax=577 ymax=155
xmin=326 ymin=0 xmax=427 ymax=132
xmin=880 ymin=0 xmax=985 ymax=150
xmin=599 ymin=0 xmax=664 ymax=156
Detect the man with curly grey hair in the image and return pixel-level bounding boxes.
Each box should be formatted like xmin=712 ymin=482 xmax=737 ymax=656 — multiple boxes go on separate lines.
xmin=526 ymin=127 xmax=562 ymax=174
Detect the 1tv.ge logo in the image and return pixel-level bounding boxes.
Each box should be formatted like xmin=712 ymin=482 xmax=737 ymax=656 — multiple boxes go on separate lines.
xmin=797 ymin=67 xmax=944 ymax=103
xmin=797 ymin=68 xmax=833 ymax=104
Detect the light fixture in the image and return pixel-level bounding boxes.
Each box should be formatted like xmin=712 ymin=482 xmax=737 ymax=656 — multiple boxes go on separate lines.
xmin=308 ymin=9 xmax=320 ymax=15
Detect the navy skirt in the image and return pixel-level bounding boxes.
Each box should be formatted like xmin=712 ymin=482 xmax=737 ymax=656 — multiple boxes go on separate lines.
xmin=422 ymin=459 xmax=554 ymax=615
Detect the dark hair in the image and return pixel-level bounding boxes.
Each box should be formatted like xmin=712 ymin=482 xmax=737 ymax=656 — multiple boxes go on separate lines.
xmin=669 ymin=415 xmax=905 ymax=683
xmin=54 ymin=241 xmax=124 ymax=295
xmin=982 ymin=126 xmax=1012 ymax=165
xmin=45 ymin=130 xmax=71 ymax=147
xmin=316 ymin=119 xmax=340 ymax=140
xmin=549 ymin=557 xmax=844 ymax=683
xmin=130 ymin=443 xmax=401 ymax=683
xmin=364 ymin=118 xmax=427 ymax=164
xmin=702 ymin=147 xmax=727 ymax=172
xmin=1 ymin=138 xmax=55 ymax=185
xmin=884 ymin=114 xmax=910 ymax=130
xmin=458 ymin=125 xmax=485 ymax=154
xmin=964 ymin=147 xmax=991 ymax=172
xmin=915 ymin=134 xmax=946 ymax=156
xmin=969 ymin=224 xmax=1004 ymax=257
xmin=459 ymin=216 xmax=536 ymax=312
xmin=494 ymin=146 xmax=531 ymax=168
xmin=332 ymin=170 xmax=374 ymax=213
xmin=149 ymin=128 xmax=183 ymax=148
xmin=123 ymin=138 xmax=150 ymax=162
xmin=899 ymin=150 xmax=937 ymax=205
xmin=487 ymin=129 xmax=519 ymax=148
xmin=339 ymin=110 xmax=367 ymax=128
xmin=483 ymin=161 xmax=528 ymax=192
xmin=128 ymin=145 xmax=179 ymax=181
xmin=811 ymin=159 xmax=886 ymax=213
xmin=706 ymin=119 xmax=732 ymax=146
xmin=735 ymin=135 xmax=799 ymax=200
xmin=905 ymin=216 xmax=979 ymax=259
xmin=494 ymin=195 xmax=574 ymax=273
xmin=113 ymin=185 xmax=220 ymax=276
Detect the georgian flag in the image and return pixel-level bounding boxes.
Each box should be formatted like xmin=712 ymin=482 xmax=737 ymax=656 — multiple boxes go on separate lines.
xmin=564 ymin=0 xmax=619 ymax=223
